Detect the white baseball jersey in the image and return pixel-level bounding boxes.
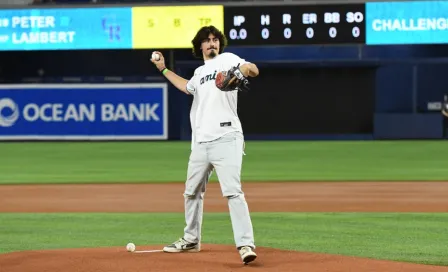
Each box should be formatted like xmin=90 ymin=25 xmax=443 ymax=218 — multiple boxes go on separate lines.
xmin=186 ymin=52 xmax=249 ymax=145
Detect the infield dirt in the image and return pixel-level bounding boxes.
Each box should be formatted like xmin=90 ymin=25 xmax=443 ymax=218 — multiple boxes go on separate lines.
xmin=1 ymin=181 xmax=447 ymax=272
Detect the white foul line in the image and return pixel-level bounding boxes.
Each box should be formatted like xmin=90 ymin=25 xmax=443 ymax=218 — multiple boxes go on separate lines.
xmin=133 ymin=249 xmax=163 ymax=253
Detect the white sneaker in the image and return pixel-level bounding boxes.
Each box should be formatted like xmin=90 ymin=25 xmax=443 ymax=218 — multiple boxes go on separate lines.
xmin=239 ymin=246 xmax=257 ymax=264
xmin=163 ymin=238 xmax=200 ymax=253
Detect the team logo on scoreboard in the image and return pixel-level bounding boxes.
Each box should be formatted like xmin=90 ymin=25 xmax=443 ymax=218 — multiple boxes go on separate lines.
xmin=102 ymin=15 xmax=121 ymax=41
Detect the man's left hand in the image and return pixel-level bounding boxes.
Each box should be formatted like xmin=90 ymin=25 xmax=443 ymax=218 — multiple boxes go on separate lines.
xmin=215 ymin=65 xmax=250 ymax=92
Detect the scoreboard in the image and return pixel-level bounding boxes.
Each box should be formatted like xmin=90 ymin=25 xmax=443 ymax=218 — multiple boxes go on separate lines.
xmin=223 ymin=1 xmax=448 ymax=46
xmin=0 ymin=1 xmax=446 ymax=51
xmin=224 ymin=4 xmax=366 ymax=46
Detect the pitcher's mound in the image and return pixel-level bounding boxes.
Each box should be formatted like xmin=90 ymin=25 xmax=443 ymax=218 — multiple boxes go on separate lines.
xmin=1 ymin=244 xmax=446 ymax=272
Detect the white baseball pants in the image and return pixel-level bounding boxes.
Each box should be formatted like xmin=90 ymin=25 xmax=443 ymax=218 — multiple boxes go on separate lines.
xmin=182 ymin=131 xmax=255 ymax=249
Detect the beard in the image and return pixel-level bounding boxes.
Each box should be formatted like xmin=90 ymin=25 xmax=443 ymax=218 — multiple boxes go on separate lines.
xmin=208 ymin=49 xmax=217 ymax=58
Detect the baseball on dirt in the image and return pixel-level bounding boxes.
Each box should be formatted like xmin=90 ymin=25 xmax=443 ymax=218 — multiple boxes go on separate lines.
xmin=152 ymin=52 xmax=160 ymax=61
xmin=126 ymin=242 xmax=136 ymax=252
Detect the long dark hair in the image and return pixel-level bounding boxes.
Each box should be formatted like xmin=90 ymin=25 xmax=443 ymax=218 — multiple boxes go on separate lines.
xmin=191 ymin=25 xmax=228 ymax=59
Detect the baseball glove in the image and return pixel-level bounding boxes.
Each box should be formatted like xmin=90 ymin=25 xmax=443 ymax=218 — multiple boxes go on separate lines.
xmin=215 ymin=64 xmax=250 ymax=92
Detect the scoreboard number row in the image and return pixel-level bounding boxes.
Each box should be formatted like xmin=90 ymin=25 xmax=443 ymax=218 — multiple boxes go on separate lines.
xmin=229 ymin=26 xmax=361 ymax=40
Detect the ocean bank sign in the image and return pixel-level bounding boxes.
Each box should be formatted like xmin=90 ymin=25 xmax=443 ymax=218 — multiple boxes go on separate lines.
xmin=0 ymin=84 xmax=168 ymax=140
xmin=366 ymin=1 xmax=448 ymax=45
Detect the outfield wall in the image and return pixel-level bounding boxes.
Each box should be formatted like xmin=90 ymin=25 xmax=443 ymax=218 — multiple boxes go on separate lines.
xmin=1 ymin=47 xmax=448 ymax=141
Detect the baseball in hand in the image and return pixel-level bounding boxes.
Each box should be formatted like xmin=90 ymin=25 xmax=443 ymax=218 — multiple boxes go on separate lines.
xmin=126 ymin=242 xmax=136 ymax=252
xmin=152 ymin=52 xmax=160 ymax=61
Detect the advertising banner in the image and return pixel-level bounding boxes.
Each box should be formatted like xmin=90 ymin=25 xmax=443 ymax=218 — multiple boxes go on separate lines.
xmin=0 ymin=83 xmax=168 ymax=140
xmin=366 ymin=1 xmax=448 ymax=45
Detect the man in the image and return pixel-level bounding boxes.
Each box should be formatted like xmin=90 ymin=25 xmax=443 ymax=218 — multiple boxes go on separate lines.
xmin=442 ymin=95 xmax=448 ymax=138
xmin=150 ymin=25 xmax=259 ymax=265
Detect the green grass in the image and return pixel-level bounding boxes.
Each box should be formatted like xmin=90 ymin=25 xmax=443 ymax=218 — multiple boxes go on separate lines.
xmin=1 ymin=140 xmax=448 ymax=184
xmin=1 ymin=212 xmax=447 ymax=266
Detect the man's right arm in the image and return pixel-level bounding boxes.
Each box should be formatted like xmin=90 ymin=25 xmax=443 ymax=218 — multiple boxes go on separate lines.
xmin=150 ymin=51 xmax=190 ymax=95
xmin=442 ymin=95 xmax=448 ymax=118
xmin=162 ymin=69 xmax=190 ymax=95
